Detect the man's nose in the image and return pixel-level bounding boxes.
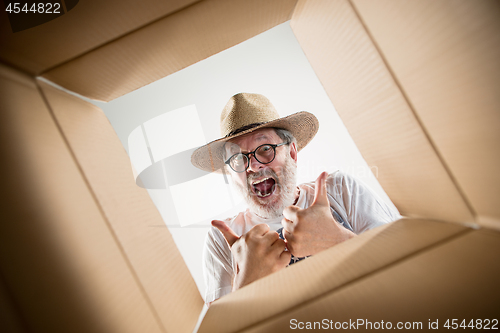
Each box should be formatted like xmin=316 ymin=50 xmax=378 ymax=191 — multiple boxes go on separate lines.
xmin=246 ymin=154 xmax=264 ymax=173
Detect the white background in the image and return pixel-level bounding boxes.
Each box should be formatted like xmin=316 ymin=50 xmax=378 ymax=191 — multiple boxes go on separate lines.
xmin=89 ymin=22 xmax=397 ymax=299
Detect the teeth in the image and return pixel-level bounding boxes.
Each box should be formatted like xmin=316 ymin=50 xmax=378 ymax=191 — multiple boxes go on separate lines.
xmin=252 ymin=177 xmax=272 ymax=186
xmin=256 ymin=189 xmax=272 ymax=197
xmin=252 ymin=177 xmax=275 ymax=198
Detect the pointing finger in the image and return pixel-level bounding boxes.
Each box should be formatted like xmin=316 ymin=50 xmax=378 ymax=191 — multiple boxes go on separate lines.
xmin=212 ymin=220 xmax=239 ymax=247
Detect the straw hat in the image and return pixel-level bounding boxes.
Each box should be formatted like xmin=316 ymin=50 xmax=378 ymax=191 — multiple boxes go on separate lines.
xmin=191 ymin=93 xmax=319 ymax=172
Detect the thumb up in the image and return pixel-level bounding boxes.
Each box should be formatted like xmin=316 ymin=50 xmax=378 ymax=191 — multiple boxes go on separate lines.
xmin=212 ymin=219 xmax=240 ymax=247
xmin=282 ymin=172 xmax=354 ymax=257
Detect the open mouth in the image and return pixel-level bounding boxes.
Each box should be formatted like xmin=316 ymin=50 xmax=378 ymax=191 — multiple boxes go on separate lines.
xmin=252 ymin=177 xmax=276 ymax=198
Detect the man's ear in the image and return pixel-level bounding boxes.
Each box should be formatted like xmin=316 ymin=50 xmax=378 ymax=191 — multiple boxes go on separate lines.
xmin=289 ymin=142 xmax=298 ymax=162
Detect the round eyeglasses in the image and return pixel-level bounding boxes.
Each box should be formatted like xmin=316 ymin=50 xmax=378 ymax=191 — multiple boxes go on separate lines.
xmin=224 ymin=141 xmax=289 ymax=173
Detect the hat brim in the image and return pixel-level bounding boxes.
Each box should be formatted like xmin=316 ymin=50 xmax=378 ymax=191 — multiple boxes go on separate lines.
xmin=191 ymin=111 xmax=319 ymax=172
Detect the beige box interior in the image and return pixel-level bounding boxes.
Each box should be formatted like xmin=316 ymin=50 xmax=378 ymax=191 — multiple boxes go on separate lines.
xmin=1 ymin=0 xmax=499 ymax=332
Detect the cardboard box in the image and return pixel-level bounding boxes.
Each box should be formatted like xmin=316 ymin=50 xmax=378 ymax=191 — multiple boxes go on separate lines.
xmin=1 ymin=0 xmax=499 ymax=332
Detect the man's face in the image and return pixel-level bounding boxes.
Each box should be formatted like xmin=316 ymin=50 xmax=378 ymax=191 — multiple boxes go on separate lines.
xmin=225 ymin=128 xmax=298 ymax=218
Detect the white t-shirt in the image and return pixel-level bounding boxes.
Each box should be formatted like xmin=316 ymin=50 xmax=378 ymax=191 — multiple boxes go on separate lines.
xmin=202 ymin=171 xmax=401 ymax=303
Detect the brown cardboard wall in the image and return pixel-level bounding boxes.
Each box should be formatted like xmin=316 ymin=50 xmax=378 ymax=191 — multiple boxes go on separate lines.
xmin=290 ymin=0 xmax=475 ymax=224
xmin=38 ymin=80 xmax=204 ymax=333
xmin=0 ymin=64 xmax=165 ymax=333
xmin=41 ymin=0 xmax=298 ymax=101
xmin=0 ymin=0 xmax=199 ymax=75
xmin=199 ymin=219 xmax=469 ymax=333
xmin=238 ymin=228 xmax=500 ymax=332
xmin=352 ymin=0 xmax=500 ymax=228
xmin=0 ymin=273 xmax=25 ymax=333
xmin=1 ymin=1 xmax=499 ymax=332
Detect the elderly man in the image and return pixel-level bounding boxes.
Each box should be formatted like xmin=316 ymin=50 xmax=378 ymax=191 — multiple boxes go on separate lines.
xmin=191 ymin=93 xmax=400 ymax=304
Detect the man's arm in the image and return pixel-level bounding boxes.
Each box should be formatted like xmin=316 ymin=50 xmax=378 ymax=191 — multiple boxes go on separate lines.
xmin=331 ymin=171 xmax=401 ymax=233
xmin=202 ymin=226 xmax=234 ymax=304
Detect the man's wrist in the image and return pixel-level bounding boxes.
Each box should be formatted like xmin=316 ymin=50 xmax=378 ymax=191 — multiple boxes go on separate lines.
xmin=232 ymin=268 xmax=263 ymax=291
xmin=232 ymin=271 xmax=249 ymax=291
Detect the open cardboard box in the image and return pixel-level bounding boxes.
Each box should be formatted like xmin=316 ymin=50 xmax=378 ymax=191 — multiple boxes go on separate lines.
xmin=1 ymin=0 xmax=499 ymax=332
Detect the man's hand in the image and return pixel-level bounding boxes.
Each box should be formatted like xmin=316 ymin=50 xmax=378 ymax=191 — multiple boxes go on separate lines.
xmin=282 ymin=172 xmax=355 ymax=257
xmin=212 ymin=220 xmax=291 ymax=291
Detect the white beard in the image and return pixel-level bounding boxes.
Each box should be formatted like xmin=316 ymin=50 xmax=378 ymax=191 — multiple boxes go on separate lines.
xmin=233 ymin=154 xmax=297 ymax=219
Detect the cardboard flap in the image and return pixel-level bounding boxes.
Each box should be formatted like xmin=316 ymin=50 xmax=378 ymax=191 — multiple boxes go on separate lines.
xmin=199 ymin=218 xmax=468 ymax=333
xmin=352 ymin=0 xmax=500 ymax=228
xmin=0 ymin=0 xmax=199 ymax=74
xmin=41 ymin=0 xmax=298 ymax=101
xmin=37 ymin=80 xmax=204 ymax=333
xmin=0 ymin=64 xmax=165 ymax=333
xmin=290 ymin=0 xmax=475 ymax=224
xmin=238 ymin=227 xmax=500 ymax=332
xmin=0 ymin=274 xmax=24 ymax=333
